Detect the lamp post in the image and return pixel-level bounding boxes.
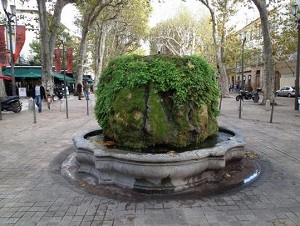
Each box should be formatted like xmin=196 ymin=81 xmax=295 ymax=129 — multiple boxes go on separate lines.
xmin=1 ymin=0 xmax=16 ymax=96
xmin=293 ymin=1 xmax=300 ymax=110
xmin=156 ymin=43 xmax=163 ymax=54
xmin=240 ymin=33 xmax=246 ymax=91
xmin=60 ymin=35 xmax=68 ymax=118
xmin=238 ymin=33 xmax=246 ymax=119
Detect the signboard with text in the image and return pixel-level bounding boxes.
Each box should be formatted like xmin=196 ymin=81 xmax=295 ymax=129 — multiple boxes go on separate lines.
xmin=18 ymin=87 xmax=27 ymax=97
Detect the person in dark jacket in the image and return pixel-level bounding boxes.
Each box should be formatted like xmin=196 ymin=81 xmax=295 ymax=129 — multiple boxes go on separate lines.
xmin=77 ymin=83 xmax=82 ymax=100
xmin=31 ymin=81 xmax=46 ymax=113
xmin=83 ymin=81 xmax=90 ymax=100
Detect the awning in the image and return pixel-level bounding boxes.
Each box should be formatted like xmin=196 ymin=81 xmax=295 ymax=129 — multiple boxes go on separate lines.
xmin=15 ymin=72 xmax=41 ymax=78
xmin=2 ymin=67 xmax=41 ymax=78
xmin=0 ymin=74 xmax=11 ymax=80
xmin=52 ymin=71 xmax=75 ymax=83
xmin=1 ymin=67 xmax=75 ymax=83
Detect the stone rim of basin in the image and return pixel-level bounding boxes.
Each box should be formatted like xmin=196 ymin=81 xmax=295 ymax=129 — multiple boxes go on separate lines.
xmin=60 ymin=125 xmax=255 ymax=195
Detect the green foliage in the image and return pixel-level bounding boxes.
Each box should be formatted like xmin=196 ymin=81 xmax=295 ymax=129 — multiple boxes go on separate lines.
xmin=28 ymin=31 xmax=77 ymax=66
xmin=149 ymin=6 xmax=215 ymax=63
xmin=28 ymin=40 xmax=41 ymax=65
xmin=85 ymin=0 xmax=151 ymax=76
xmin=95 ymin=54 xmax=219 ymax=129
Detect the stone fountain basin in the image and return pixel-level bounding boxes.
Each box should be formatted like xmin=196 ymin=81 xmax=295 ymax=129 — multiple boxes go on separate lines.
xmin=70 ymin=126 xmax=245 ymax=193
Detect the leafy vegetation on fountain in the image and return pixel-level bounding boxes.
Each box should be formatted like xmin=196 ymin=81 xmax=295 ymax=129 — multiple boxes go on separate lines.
xmin=95 ymin=55 xmax=220 ymax=152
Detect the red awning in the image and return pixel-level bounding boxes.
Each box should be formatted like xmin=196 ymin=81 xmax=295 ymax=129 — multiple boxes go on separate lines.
xmin=0 ymin=74 xmax=11 ymax=80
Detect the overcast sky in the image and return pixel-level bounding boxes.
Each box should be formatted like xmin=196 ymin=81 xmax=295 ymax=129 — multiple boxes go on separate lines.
xmin=62 ymin=0 xmax=258 ymax=33
xmin=149 ymin=0 xmax=206 ymax=27
xmin=61 ymin=0 xmax=207 ymax=32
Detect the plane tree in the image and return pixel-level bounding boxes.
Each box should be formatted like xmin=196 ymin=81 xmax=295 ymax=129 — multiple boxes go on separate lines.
xmin=25 ymin=0 xmax=124 ymax=93
xmin=75 ymin=0 xmax=127 ymax=87
xmin=250 ymin=0 xmax=285 ymax=104
xmin=87 ymin=0 xmax=151 ymax=86
xmin=36 ymin=0 xmax=77 ymax=91
xmin=149 ymin=7 xmax=215 ymax=62
xmin=196 ymin=0 xmax=239 ymax=97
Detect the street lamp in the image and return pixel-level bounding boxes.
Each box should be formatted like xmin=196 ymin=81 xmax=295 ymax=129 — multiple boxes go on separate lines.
xmin=293 ymin=1 xmax=300 ymax=110
xmin=240 ymin=33 xmax=246 ymax=91
xmin=60 ymin=35 xmax=68 ymax=118
xmin=1 ymin=0 xmax=16 ymax=96
xmin=156 ymin=43 xmax=163 ymax=54
xmin=238 ymin=33 xmax=246 ymax=119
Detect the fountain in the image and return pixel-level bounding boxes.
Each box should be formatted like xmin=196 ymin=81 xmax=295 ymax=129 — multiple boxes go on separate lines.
xmin=62 ymin=55 xmax=259 ymax=195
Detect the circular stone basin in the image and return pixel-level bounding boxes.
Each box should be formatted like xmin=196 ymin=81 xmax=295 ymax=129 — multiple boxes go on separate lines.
xmin=62 ymin=126 xmax=254 ymax=194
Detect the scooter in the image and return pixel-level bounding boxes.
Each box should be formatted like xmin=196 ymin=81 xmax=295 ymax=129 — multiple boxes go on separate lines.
xmin=236 ymin=90 xmax=260 ymax=103
xmin=53 ymin=85 xmax=64 ymax=100
xmin=0 ymin=95 xmax=22 ymax=113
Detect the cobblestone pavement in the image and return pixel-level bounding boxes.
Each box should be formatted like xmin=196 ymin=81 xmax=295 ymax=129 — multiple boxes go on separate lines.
xmin=0 ymin=94 xmax=299 ymax=226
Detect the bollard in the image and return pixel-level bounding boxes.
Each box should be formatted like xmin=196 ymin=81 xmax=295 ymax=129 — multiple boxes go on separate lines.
xmin=219 ymin=94 xmax=222 ymax=112
xmin=28 ymin=98 xmax=33 ymax=111
xmin=86 ymin=98 xmax=89 ymax=115
xmin=60 ymin=99 xmax=65 ymax=112
xmin=270 ymin=99 xmax=275 ymax=123
xmin=239 ymin=97 xmax=242 ymax=118
xmin=65 ymin=92 xmax=69 ymax=119
xmin=32 ymin=98 xmax=36 ymax=123
xmin=266 ymin=99 xmax=271 ymax=111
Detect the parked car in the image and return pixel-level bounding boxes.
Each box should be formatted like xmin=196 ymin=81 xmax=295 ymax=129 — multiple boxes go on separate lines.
xmin=275 ymin=86 xmax=295 ymax=97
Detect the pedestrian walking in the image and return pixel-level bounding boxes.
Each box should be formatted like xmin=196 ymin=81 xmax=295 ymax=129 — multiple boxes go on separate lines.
xmin=77 ymin=83 xmax=82 ymax=100
xmin=46 ymin=90 xmax=52 ymax=111
xmin=83 ymin=81 xmax=90 ymax=100
xmin=236 ymin=83 xmax=240 ymax=93
xmin=31 ymin=81 xmax=46 ymax=113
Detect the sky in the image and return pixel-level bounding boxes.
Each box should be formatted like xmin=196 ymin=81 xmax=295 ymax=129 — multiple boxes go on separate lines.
xmin=62 ymin=0 xmax=258 ymax=33
xmin=149 ymin=0 xmax=206 ymax=27
xmin=9 ymin=0 xmax=258 ymax=59
xmin=61 ymin=0 xmax=205 ymax=32
xmin=61 ymin=0 xmax=210 ymax=31
xmin=61 ymin=4 xmax=78 ymax=33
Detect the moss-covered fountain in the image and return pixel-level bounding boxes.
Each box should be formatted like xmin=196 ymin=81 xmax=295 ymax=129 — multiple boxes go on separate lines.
xmin=62 ymin=55 xmax=256 ymax=195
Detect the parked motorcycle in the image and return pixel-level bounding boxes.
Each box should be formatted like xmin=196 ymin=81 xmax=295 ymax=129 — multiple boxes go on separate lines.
xmin=53 ymin=85 xmax=64 ymax=100
xmin=236 ymin=90 xmax=260 ymax=103
xmin=0 ymin=96 xmax=22 ymax=113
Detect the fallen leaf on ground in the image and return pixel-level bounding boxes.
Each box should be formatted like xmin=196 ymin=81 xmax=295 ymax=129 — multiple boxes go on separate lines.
xmin=245 ymin=152 xmax=258 ymax=159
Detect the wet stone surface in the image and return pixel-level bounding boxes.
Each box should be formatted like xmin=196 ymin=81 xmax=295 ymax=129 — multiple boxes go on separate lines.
xmin=68 ymin=127 xmax=247 ymax=194
xmin=61 ymin=154 xmax=260 ymax=202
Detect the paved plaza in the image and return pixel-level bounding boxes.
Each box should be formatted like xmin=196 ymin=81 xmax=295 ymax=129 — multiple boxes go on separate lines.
xmin=0 ymin=94 xmax=299 ymax=226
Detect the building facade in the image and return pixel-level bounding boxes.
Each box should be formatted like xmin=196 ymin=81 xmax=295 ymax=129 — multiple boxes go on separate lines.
xmin=228 ymin=5 xmax=296 ymax=93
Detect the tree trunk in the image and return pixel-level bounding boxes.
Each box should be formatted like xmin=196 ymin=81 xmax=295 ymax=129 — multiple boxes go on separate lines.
xmin=37 ymin=1 xmax=53 ymax=91
xmin=75 ymin=1 xmax=116 ymax=86
xmin=199 ymin=1 xmax=230 ymax=97
xmin=76 ymin=25 xmax=89 ymax=85
xmin=37 ymin=0 xmax=72 ymax=92
xmin=252 ymin=0 xmax=275 ymax=104
xmin=94 ymin=24 xmax=108 ymax=89
xmin=0 ymin=81 xmax=7 ymax=98
xmin=210 ymin=10 xmax=230 ymax=97
xmin=0 ymin=68 xmax=7 ymax=97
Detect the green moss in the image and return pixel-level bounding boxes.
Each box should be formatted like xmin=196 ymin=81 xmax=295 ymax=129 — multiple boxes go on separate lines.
xmin=96 ymin=55 xmax=219 ymax=127
xmin=147 ymin=86 xmax=172 ymax=144
xmin=95 ymin=54 xmax=220 ymax=151
xmin=104 ymin=87 xmax=146 ymax=148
